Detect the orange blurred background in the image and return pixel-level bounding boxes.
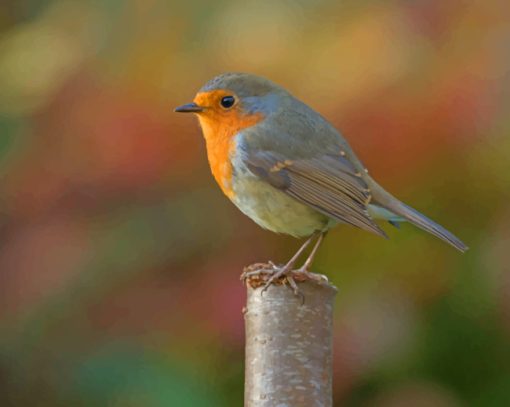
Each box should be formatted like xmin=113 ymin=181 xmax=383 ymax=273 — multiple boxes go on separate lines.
xmin=1 ymin=1 xmax=509 ymax=405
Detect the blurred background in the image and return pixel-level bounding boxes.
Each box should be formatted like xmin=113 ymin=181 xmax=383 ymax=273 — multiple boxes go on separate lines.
xmin=0 ymin=0 xmax=509 ymax=406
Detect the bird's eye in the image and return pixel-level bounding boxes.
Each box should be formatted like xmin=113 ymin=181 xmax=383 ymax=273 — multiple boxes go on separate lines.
xmin=220 ymin=96 xmax=236 ymax=109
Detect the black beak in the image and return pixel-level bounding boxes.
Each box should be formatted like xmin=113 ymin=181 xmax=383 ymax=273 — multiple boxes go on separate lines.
xmin=174 ymin=102 xmax=204 ymax=113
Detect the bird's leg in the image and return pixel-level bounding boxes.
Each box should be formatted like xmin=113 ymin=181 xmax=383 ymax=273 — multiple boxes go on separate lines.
xmin=259 ymin=233 xmax=317 ymax=292
xmin=241 ymin=233 xmax=318 ymax=291
xmin=292 ymin=232 xmax=329 ymax=284
xmin=242 ymin=231 xmax=329 ymax=296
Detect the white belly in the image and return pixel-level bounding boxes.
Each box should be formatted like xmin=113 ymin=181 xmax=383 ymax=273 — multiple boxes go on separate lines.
xmin=231 ymin=173 xmax=329 ymax=238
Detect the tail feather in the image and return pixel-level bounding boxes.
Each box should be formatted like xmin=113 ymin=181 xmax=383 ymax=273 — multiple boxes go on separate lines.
xmin=370 ymin=183 xmax=468 ymax=252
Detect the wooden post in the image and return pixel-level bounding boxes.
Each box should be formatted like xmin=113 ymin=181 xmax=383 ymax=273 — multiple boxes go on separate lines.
xmin=244 ymin=277 xmax=338 ymax=407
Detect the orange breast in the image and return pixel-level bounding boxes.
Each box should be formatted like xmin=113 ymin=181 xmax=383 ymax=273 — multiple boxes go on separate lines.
xmin=195 ymin=96 xmax=262 ymax=199
xmin=194 ymin=90 xmax=263 ymax=198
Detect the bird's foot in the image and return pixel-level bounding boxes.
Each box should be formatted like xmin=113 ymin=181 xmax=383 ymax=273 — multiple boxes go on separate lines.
xmin=241 ymin=261 xmax=289 ymax=288
xmin=241 ymin=262 xmax=328 ymax=297
xmin=291 ymin=267 xmax=329 ymax=285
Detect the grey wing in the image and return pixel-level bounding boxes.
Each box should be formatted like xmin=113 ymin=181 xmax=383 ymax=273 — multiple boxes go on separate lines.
xmin=243 ymin=150 xmax=387 ymax=238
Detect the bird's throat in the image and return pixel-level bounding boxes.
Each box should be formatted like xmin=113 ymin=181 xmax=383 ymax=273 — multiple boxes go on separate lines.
xmin=197 ymin=112 xmax=262 ymax=199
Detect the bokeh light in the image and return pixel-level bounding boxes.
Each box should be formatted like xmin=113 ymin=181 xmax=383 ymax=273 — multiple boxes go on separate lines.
xmin=1 ymin=1 xmax=509 ymax=405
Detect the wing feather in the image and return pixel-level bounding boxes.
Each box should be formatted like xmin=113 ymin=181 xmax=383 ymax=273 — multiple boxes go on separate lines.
xmin=244 ymin=151 xmax=387 ymax=237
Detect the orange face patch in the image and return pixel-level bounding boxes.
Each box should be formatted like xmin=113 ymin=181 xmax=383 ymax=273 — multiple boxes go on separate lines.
xmin=193 ymin=90 xmax=263 ymax=198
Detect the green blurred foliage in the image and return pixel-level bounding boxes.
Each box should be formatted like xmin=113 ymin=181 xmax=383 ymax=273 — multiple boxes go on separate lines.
xmin=0 ymin=0 xmax=509 ymax=406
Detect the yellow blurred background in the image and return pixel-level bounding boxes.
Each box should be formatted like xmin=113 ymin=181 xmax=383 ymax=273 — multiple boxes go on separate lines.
xmin=1 ymin=0 xmax=509 ymax=406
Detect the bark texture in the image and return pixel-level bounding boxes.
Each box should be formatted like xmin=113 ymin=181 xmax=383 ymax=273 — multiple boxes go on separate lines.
xmin=244 ymin=280 xmax=337 ymax=407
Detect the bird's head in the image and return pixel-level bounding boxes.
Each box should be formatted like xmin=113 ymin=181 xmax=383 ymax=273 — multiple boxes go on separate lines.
xmin=175 ymin=73 xmax=285 ymax=140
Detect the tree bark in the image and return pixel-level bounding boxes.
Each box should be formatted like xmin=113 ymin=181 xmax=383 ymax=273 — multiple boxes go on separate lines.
xmin=244 ymin=278 xmax=337 ymax=407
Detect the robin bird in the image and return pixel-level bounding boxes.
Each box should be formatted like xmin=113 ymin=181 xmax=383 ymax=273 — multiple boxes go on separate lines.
xmin=175 ymin=73 xmax=467 ymax=291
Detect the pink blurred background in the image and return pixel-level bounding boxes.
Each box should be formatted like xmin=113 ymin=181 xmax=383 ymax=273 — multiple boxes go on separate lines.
xmin=0 ymin=0 xmax=509 ymax=405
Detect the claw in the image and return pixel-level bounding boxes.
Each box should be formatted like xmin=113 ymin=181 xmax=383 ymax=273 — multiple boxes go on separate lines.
xmin=241 ymin=231 xmax=328 ymax=298
xmin=261 ymin=264 xmax=292 ymax=293
xmin=292 ymin=268 xmax=329 ymax=284
xmin=241 ymin=261 xmax=328 ymax=299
